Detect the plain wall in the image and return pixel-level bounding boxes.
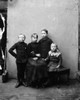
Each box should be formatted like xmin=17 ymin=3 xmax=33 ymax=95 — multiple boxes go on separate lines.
xmin=7 ymin=0 xmax=78 ymax=78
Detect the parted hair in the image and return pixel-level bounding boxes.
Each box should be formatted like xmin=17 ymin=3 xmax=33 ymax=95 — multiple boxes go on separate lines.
xmin=31 ymin=33 xmax=38 ymax=39
xmin=41 ymin=29 xmax=48 ymax=34
xmin=18 ymin=34 xmax=26 ymax=40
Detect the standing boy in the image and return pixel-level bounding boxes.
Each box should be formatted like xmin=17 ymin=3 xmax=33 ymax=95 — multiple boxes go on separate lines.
xmin=9 ymin=34 xmax=28 ymax=88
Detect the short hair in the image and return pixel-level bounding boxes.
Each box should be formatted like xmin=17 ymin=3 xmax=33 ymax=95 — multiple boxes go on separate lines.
xmin=51 ymin=43 xmax=58 ymax=49
xmin=51 ymin=43 xmax=56 ymax=47
xmin=18 ymin=34 xmax=26 ymax=39
xmin=41 ymin=29 xmax=48 ymax=34
xmin=31 ymin=33 xmax=38 ymax=39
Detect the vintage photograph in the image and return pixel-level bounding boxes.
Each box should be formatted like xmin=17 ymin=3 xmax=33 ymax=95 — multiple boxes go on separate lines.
xmin=0 ymin=0 xmax=79 ymax=100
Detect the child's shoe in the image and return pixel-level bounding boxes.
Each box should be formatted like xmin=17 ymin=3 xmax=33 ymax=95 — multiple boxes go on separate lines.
xmin=15 ymin=82 xmax=21 ymax=88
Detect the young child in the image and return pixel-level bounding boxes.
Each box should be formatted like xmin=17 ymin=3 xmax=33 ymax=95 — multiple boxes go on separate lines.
xmin=39 ymin=29 xmax=53 ymax=59
xmin=9 ymin=34 xmax=28 ymax=88
xmin=45 ymin=43 xmax=62 ymax=72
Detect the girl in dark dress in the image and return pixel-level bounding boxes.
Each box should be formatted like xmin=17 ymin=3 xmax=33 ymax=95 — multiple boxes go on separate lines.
xmin=27 ymin=33 xmax=40 ymax=58
xmin=26 ymin=33 xmax=40 ymax=86
xmin=45 ymin=43 xmax=62 ymax=71
xmin=26 ymin=33 xmax=47 ymax=88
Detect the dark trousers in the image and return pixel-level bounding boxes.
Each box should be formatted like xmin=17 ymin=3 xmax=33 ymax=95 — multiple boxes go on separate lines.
xmin=16 ymin=62 xmax=26 ymax=83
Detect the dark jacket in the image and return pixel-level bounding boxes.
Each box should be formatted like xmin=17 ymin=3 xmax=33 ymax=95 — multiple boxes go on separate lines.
xmin=9 ymin=42 xmax=28 ymax=63
xmin=27 ymin=42 xmax=39 ymax=57
xmin=39 ymin=36 xmax=53 ymax=58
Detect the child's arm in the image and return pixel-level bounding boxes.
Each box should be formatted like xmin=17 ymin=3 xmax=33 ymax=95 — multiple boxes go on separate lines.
xmin=9 ymin=43 xmax=17 ymax=58
xmin=45 ymin=51 xmax=51 ymax=62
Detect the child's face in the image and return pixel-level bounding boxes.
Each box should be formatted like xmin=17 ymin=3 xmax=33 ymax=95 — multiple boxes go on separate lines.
xmin=31 ymin=36 xmax=37 ymax=42
xmin=41 ymin=31 xmax=47 ymax=38
xmin=18 ymin=35 xmax=25 ymax=42
xmin=51 ymin=44 xmax=57 ymax=52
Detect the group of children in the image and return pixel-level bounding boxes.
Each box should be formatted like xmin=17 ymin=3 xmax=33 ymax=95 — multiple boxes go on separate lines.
xmin=9 ymin=29 xmax=62 ymax=88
